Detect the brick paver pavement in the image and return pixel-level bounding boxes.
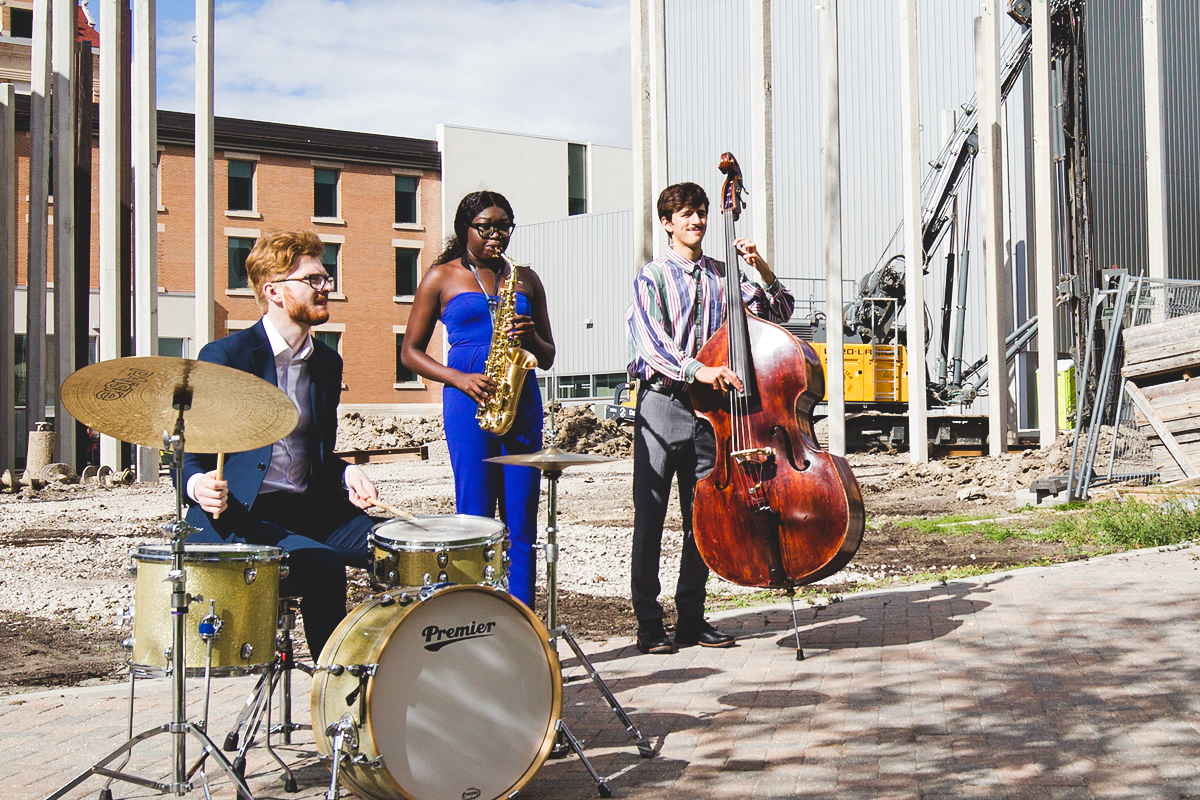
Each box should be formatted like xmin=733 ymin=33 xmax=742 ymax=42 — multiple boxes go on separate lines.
xmin=6 ymin=544 xmax=1199 ymax=799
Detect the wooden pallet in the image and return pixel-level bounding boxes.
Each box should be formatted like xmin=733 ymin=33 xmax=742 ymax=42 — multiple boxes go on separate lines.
xmin=1122 ymin=312 xmax=1200 ymax=482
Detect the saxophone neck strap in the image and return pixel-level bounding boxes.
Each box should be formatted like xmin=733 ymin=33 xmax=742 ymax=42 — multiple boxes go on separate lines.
xmin=462 ymin=252 xmax=511 ymax=328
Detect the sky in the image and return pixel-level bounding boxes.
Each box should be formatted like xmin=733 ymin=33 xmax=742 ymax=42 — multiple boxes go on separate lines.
xmin=147 ymin=0 xmax=633 ymax=147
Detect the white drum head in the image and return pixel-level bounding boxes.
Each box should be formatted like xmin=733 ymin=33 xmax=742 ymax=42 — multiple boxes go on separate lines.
xmin=372 ymin=514 xmax=506 ymax=548
xmin=368 ymin=587 xmax=558 ymax=800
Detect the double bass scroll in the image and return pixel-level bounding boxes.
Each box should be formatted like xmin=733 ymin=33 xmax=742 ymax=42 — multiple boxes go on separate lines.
xmin=688 ymin=152 xmax=865 ymax=590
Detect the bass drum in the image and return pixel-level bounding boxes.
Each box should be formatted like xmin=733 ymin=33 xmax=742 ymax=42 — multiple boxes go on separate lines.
xmin=311 ymin=584 xmax=561 ymax=800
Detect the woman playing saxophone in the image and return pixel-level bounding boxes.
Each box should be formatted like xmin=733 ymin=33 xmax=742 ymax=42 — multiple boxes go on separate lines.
xmin=401 ymin=191 xmax=555 ymax=609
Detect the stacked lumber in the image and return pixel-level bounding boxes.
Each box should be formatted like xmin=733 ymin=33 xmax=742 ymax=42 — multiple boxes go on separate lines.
xmin=1122 ymin=312 xmax=1200 ymax=482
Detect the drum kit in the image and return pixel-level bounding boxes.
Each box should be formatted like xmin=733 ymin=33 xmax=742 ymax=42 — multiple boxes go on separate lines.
xmin=41 ymin=356 xmax=653 ymax=800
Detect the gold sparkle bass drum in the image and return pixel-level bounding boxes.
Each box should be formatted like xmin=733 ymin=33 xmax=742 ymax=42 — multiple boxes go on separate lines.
xmin=310 ymin=584 xmax=562 ymax=800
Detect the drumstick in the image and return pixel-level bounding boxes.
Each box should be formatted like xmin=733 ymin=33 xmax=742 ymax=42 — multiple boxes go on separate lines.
xmin=213 ymin=453 xmax=225 ymax=520
xmin=370 ymin=498 xmax=421 ymax=522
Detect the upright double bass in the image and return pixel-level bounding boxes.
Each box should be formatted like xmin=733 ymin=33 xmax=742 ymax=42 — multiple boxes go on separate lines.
xmin=689 ymin=153 xmax=865 ymax=589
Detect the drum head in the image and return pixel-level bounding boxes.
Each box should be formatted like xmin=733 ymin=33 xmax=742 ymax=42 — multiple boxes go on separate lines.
xmin=371 ymin=514 xmax=506 ymax=548
xmin=367 ymin=586 xmax=559 ymax=800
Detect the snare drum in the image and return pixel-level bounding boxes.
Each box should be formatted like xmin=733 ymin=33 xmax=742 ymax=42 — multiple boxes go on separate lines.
xmin=129 ymin=544 xmax=284 ymax=676
xmin=370 ymin=514 xmax=509 ymax=590
xmin=311 ymin=584 xmax=561 ymax=800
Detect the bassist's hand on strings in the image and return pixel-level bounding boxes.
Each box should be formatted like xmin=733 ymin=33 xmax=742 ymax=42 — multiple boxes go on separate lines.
xmin=695 ymin=365 xmax=744 ymax=394
xmin=733 ymin=238 xmax=777 ymax=284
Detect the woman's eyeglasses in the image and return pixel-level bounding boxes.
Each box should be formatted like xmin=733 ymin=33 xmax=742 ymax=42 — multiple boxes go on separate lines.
xmin=468 ymin=221 xmax=514 ymax=238
xmin=275 ymin=274 xmax=335 ymax=291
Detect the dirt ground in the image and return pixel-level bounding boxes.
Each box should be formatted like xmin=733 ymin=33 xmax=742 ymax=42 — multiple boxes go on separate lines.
xmin=0 ymin=407 xmax=1091 ymax=693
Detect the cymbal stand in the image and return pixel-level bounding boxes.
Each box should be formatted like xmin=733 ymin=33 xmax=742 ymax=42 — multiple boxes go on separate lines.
xmin=540 ymin=464 xmax=654 ymax=799
xmin=44 ymin=393 xmax=254 ymax=800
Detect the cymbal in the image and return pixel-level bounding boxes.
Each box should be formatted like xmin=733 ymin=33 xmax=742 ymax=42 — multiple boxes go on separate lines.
xmin=60 ymin=356 xmax=299 ymax=453
xmin=484 ymin=446 xmax=619 ymax=472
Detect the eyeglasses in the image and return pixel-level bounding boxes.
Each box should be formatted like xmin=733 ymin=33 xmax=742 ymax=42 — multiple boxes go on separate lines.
xmin=275 ymin=274 xmax=335 ymax=291
xmin=468 ymin=221 xmax=514 ymax=238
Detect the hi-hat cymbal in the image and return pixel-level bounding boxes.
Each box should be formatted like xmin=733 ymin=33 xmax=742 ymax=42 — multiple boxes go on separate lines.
xmin=484 ymin=446 xmax=619 ymax=472
xmin=60 ymin=356 xmax=298 ymax=453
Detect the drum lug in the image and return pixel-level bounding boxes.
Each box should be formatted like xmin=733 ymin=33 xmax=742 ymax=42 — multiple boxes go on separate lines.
xmin=484 ymin=546 xmax=496 ymax=562
xmin=345 ymin=663 xmax=378 ymax=678
xmin=115 ymin=602 xmax=134 ymax=627
xmin=437 ymin=571 xmax=449 ymax=583
xmin=388 ymin=570 xmax=398 ymax=584
xmin=484 ymin=565 xmax=496 ymax=582
xmin=121 ymin=637 xmax=134 ymax=653
xmin=422 ymin=572 xmax=433 ymax=587
xmin=436 ymin=548 xmax=449 ymax=569
xmin=243 ymin=566 xmax=258 ymax=585
xmin=240 ymin=642 xmax=254 ymax=661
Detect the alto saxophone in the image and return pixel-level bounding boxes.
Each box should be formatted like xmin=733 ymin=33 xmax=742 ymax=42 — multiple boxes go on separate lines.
xmin=476 ymin=258 xmax=539 ymax=436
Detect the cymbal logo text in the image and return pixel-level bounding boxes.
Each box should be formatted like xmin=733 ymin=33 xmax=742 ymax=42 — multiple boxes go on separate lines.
xmin=94 ymin=368 xmax=154 ymax=401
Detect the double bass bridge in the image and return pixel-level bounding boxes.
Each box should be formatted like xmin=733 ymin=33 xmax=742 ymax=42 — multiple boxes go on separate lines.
xmin=732 ymin=447 xmax=775 ymax=513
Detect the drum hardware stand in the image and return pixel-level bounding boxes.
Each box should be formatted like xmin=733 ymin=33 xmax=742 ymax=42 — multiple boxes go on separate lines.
xmin=539 ymin=463 xmax=655 ymax=796
xmin=44 ymin=395 xmax=254 ymax=800
xmin=218 ymin=599 xmax=310 ymax=795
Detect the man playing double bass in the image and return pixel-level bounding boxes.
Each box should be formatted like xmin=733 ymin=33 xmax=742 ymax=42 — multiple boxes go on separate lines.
xmin=626 ymin=182 xmax=796 ymax=654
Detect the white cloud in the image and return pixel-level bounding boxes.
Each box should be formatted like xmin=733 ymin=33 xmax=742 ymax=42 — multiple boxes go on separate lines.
xmin=156 ymin=0 xmax=632 ymax=147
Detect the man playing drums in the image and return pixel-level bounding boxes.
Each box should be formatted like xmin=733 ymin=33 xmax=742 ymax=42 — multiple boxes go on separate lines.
xmin=182 ymin=230 xmax=379 ymax=657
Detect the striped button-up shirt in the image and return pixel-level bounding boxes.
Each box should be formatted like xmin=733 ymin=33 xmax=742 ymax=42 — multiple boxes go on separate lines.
xmin=626 ymin=247 xmax=796 ymax=386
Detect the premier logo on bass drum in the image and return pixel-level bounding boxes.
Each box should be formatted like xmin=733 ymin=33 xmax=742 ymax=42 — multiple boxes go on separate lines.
xmin=421 ymin=619 xmax=497 ymax=651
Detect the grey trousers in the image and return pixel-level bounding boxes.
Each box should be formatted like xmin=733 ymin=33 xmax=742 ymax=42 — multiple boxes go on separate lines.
xmin=631 ymin=386 xmax=715 ymax=622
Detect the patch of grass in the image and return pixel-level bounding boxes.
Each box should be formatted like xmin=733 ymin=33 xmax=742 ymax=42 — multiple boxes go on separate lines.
xmin=1046 ymin=498 xmax=1200 ymax=552
xmin=896 ymin=512 xmax=993 ymax=535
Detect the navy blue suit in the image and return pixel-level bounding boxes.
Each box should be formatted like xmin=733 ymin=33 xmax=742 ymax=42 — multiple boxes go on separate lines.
xmin=182 ymin=320 xmax=373 ymax=657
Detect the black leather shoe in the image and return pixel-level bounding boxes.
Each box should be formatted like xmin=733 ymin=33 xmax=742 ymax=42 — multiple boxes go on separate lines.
xmin=675 ymin=617 xmax=736 ymax=648
xmin=636 ymin=619 xmax=675 ymax=654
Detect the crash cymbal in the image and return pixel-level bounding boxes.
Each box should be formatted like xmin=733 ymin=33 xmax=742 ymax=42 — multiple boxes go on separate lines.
xmin=60 ymin=356 xmax=298 ymax=453
xmin=484 ymin=446 xmax=619 ymax=472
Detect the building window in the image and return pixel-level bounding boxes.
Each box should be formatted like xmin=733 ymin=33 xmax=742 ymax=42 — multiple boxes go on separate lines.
xmin=227 ymin=159 xmax=254 ymax=211
xmin=594 ymin=372 xmax=627 ymax=399
xmin=395 ymin=248 xmax=418 ymax=297
xmin=314 ymin=330 xmax=341 ymax=353
xmin=10 ymin=8 xmax=32 ymax=38
xmin=395 ymin=333 xmax=417 ymax=383
xmin=557 ymin=374 xmax=592 ymax=399
xmin=228 ymin=236 xmax=255 ymax=289
xmin=314 ymin=168 xmax=338 ymax=218
xmin=568 ymin=142 xmax=587 ymax=216
xmin=322 ymin=243 xmax=340 ymax=292
xmin=158 ymin=338 xmax=187 ymax=358
xmin=395 ymin=175 xmax=418 ymax=224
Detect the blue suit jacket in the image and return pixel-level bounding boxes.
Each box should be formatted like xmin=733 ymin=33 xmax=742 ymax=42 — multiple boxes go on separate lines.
xmin=182 ymin=320 xmax=350 ymax=537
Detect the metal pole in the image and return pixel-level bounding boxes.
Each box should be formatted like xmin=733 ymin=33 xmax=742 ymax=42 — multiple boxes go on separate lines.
xmin=631 ymin=0 xmax=667 ymax=266
xmin=750 ymin=0 xmax=774 ymax=266
xmin=26 ymin=0 xmax=51 ymax=435
xmin=99 ymin=0 xmax=123 ymax=469
xmin=899 ymin=0 xmax=928 ymax=463
xmin=133 ymin=0 xmax=160 ymax=482
xmin=820 ymin=0 xmax=846 ymax=456
xmin=1142 ymin=0 xmax=1168 ymax=281
xmin=1032 ymin=0 xmax=1059 ymax=449
xmin=0 ymin=84 xmax=14 ymax=472
xmin=195 ymin=0 xmax=215 ymax=352
xmin=978 ymin=6 xmax=1007 ymax=455
xmin=52 ymin=0 xmax=76 ymax=467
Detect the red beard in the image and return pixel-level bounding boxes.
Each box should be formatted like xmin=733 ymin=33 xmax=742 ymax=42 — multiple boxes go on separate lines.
xmin=284 ymin=290 xmax=329 ymax=327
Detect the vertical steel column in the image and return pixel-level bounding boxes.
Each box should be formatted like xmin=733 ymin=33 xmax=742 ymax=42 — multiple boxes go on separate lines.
xmin=820 ymin=0 xmax=846 ymax=456
xmin=133 ymin=0 xmax=160 ymax=482
xmin=195 ymin=0 xmax=215 ymax=352
xmin=899 ymin=0 xmax=928 ymax=463
xmin=99 ymin=0 xmax=124 ymax=469
xmin=26 ymin=0 xmax=51 ymax=434
xmin=1032 ymin=0 xmax=1059 ymax=449
xmin=0 ymin=85 xmax=14 ymax=472
xmin=52 ymin=0 xmax=76 ymax=466
xmin=978 ymin=4 xmax=1007 ymax=455
xmin=749 ymin=0 xmax=774 ymax=267
xmin=1142 ymin=0 xmax=1168 ymax=281
xmin=632 ymin=0 xmax=667 ymax=266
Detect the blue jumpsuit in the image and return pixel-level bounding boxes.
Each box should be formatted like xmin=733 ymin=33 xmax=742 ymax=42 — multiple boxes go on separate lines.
xmin=441 ymin=291 xmax=543 ymax=608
